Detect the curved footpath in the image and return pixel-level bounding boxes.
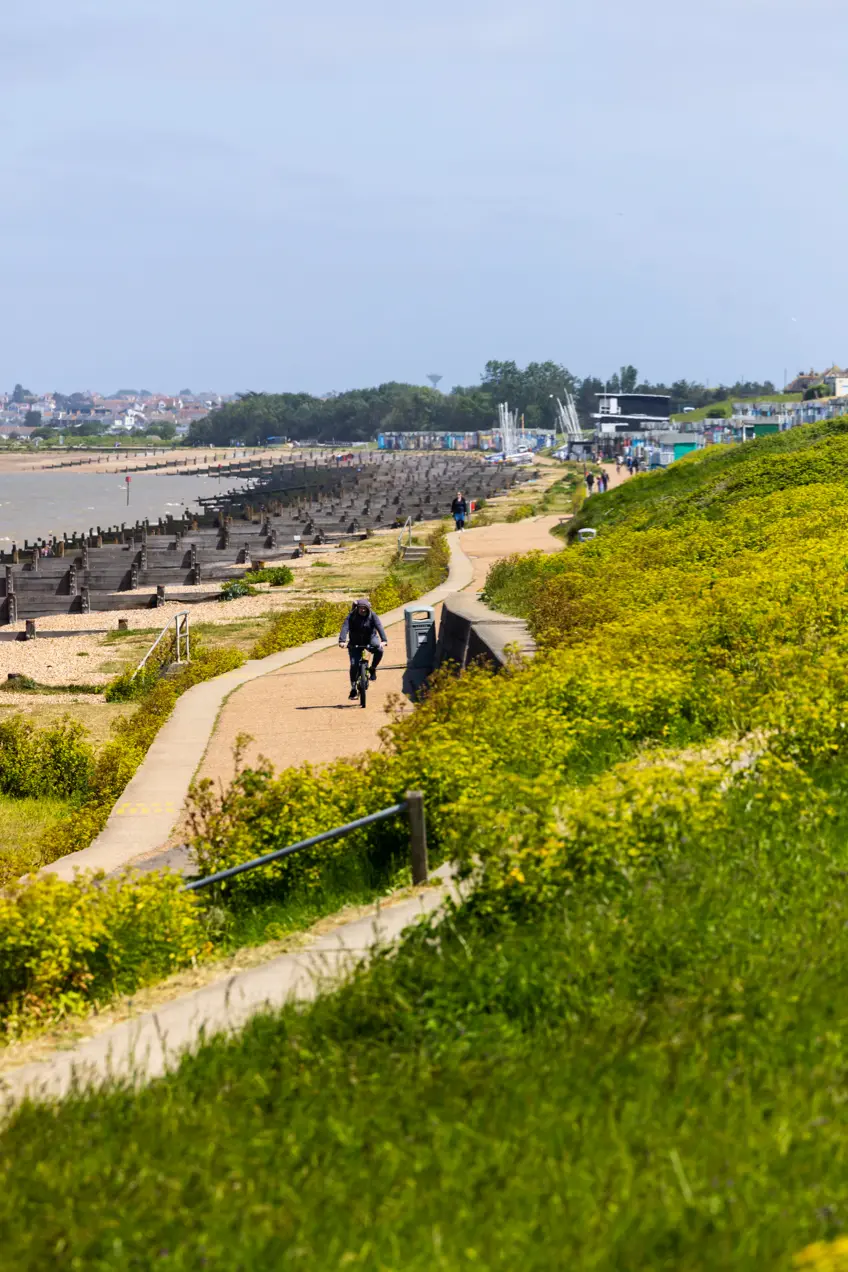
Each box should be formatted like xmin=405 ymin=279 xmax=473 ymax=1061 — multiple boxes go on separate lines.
xmin=43 ymin=536 xmax=475 ymax=883
xmin=5 ymin=476 xmax=625 ymax=1102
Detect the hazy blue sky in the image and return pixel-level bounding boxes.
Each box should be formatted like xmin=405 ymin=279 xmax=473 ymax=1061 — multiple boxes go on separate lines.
xmin=1 ymin=0 xmax=843 ymax=393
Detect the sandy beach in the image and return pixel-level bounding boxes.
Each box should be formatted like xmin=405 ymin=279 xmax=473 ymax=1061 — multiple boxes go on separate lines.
xmin=0 ymin=445 xmax=294 ymax=475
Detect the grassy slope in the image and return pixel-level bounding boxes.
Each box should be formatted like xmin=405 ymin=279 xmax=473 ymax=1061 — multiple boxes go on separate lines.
xmin=2 ymin=769 xmax=848 ymax=1270
xmin=573 ymin=417 xmax=848 ymax=533
xmin=6 ymin=426 xmax=848 ymax=1268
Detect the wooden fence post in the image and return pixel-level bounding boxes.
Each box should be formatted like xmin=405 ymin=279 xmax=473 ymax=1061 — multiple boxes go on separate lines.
xmin=406 ymin=790 xmax=428 ymax=884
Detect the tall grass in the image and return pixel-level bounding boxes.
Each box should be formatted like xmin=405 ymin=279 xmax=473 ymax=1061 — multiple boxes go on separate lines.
xmin=3 ymin=757 xmax=848 ymax=1268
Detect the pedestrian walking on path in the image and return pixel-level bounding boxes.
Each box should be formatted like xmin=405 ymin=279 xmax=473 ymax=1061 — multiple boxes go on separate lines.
xmin=451 ymin=491 xmax=468 ymax=531
xmin=585 ymin=471 xmax=595 ymax=494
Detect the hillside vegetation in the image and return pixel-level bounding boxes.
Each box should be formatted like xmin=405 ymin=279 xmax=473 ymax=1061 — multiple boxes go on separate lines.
xmin=5 ymin=422 xmax=848 ymax=1268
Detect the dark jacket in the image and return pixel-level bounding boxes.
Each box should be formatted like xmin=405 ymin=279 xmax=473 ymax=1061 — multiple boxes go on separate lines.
xmin=451 ymin=497 xmax=468 ymax=517
xmin=339 ymin=599 xmax=388 ymax=648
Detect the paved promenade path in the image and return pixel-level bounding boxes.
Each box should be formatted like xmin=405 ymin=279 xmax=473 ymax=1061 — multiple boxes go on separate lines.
xmin=4 ymin=467 xmax=626 ymax=1102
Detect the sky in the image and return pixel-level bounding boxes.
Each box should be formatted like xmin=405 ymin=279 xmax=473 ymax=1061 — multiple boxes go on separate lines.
xmin=1 ymin=0 xmax=845 ymax=394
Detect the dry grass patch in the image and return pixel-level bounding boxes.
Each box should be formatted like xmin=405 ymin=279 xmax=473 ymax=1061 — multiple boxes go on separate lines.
xmin=0 ymin=793 xmax=71 ymax=860
xmin=0 ymin=699 xmax=135 ymax=750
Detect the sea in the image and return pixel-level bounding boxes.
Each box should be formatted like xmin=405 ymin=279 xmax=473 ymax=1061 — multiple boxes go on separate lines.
xmin=0 ymin=469 xmax=235 ymax=546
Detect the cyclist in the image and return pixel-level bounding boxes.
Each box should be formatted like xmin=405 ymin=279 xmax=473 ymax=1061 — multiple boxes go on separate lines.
xmin=339 ymin=597 xmax=388 ymax=700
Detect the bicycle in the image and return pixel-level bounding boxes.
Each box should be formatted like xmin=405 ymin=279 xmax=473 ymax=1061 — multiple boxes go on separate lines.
xmin=347 ymin=644 xmax=372 ymax=708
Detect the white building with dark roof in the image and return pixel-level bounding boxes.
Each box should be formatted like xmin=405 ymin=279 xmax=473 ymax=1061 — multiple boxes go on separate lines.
xmin=592 ymin=392 xmax=672 ymax=437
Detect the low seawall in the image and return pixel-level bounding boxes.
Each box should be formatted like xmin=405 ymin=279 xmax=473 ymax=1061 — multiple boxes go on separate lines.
xmin=435 ymin=594 xmax=535 ymax=671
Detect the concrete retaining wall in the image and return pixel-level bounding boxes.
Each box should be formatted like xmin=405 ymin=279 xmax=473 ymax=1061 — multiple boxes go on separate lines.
xmin=435 ymin=594 xmax=535 ymax=671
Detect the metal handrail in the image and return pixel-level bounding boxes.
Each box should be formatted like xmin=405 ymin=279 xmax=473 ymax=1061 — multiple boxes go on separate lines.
xmin=132 ymin=610 xmax=190 ymax=679
xmin=397 ymin=516 xmax=414 ymax=550
xmin=183 ymin=793 xmax=427 ymax=892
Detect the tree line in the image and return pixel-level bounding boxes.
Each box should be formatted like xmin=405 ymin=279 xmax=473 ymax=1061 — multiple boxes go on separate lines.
xmin=186 ymin=362 xmax=778 ymax=446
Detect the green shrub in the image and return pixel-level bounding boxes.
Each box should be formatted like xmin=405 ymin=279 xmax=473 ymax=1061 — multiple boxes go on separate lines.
xmin=0 ymin=871 xmax=207 ymax=1037
xmin=187 ymin=756 xmax=395 ymax=900
xmin=505 ymin=503 xmax=536 ymax=523
xmin=0 ymin=675 xmax=37 ymax=693
xmin=104 ymin=626 xmax=178 ymax=703
xmin=220 ymin=580 xmax=257 ymax=601
xmin=104 ymin=663 xmax=159 ymax=703
xmin=28 ymin=643 xmax=247 ymax=879
xmin=0 ymin=716 xmax=93 ymax=801
xmin=571 ymin=480 xmax=586 ymax=514
xmin=243 ymin=566 xmax=294 ymax=587
xmin=251 ymin=600 xmax=350 ymax=660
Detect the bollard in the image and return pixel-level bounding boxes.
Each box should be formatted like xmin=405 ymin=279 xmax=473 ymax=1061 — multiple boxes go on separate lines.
xmin=25 ymin=619 xmax=36 ymax=640
xmin=406 ymin=790 xmax=428 ymax=884
xmin=118 ymin=618 xmax=129 ymax=631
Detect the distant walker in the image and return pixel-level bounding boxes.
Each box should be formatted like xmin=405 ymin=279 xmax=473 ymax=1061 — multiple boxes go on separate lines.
xmin=451 ymin=491 xmax=468 ymax=531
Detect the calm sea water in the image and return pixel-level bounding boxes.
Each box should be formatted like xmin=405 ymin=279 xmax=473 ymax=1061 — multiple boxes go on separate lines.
xmin=0 ymin=470 xmax=233 ymax=545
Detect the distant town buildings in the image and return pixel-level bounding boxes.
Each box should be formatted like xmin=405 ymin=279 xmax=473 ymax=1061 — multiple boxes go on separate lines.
xmin=785 ymin=366 xmax=848 ymax=396
xmin=0 ymin=389 xmax=230 ymax=440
